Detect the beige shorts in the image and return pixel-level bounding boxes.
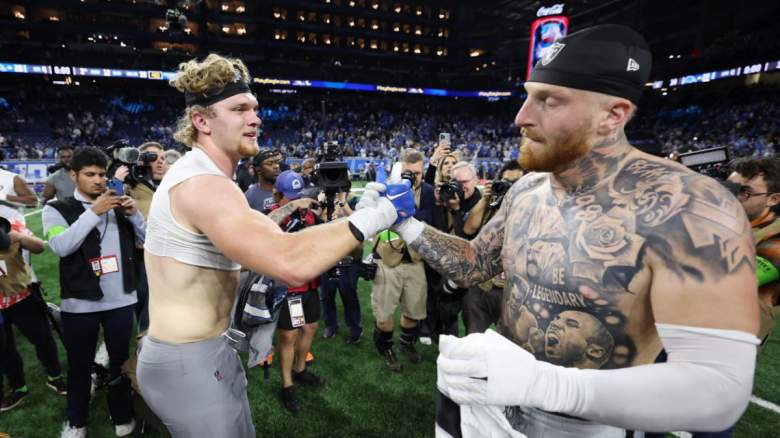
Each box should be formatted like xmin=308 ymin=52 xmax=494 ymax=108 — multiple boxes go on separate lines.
xmin=371 ymin=260 xmax=427 ymax=323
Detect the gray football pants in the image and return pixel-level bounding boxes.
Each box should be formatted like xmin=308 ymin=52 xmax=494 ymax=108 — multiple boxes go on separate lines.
xmin=137 ymin=335 xmax=256 ymax=438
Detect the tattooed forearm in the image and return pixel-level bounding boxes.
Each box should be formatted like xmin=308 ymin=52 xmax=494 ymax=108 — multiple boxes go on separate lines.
xmin=408 ymin=222 xmax=504 ymax=287
xmin=267 ymin=203 xmax=297 ymax=225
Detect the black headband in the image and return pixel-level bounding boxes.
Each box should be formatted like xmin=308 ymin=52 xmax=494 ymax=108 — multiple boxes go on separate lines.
xmin=184 ymin=80 xmax=251 ymax=107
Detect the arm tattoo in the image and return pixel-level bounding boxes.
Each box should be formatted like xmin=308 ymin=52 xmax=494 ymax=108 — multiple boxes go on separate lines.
xmin=267 ymin=203 xmax=297 ymax=225
xmin=409 ymin=219 xmax=504 ymax=287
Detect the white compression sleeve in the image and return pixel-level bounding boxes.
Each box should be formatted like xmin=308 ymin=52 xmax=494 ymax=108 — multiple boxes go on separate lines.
xmin=561 ymin=323 xmax=759 ymax=432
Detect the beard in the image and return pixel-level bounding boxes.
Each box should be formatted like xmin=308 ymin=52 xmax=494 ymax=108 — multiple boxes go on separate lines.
xmin=238 ymin=140 xmax=260 ymax=159
xmin=519 ymin=125 xmax=593 ymax=173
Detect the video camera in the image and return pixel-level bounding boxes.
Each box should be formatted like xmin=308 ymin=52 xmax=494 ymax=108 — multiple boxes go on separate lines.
xmin=313 ymin=140 xmax=350 ymax=220
xmin=103 ymin=139 xmax=158 ymax=188
xmin=440 ymin=180 xmax=465 ymax=204
xmin=489 ymin=179 xmax=513 ymax=208
xmin=678 ymin=147 xmax=730 ymax=180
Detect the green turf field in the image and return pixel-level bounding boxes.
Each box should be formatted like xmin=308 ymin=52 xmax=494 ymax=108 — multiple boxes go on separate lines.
xmin=1 ymin=208 xmax=779 ymax=437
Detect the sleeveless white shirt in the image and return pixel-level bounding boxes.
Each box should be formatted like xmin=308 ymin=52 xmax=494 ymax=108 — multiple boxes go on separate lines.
xmin=144 ymin=148 xmax=241 ymax=270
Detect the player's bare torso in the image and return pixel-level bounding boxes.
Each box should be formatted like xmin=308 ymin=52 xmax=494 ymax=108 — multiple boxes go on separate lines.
xmin=496 ymin=151 xmax=752 ymax=369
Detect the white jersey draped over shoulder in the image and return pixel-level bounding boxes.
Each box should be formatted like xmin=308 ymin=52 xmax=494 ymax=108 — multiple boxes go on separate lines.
xmin=144 ymin=147 xmax=241 ymax=271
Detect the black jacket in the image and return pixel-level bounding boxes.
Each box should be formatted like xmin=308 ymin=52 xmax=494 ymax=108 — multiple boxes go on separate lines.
xmin=48 ymin=197 xmax=138 ymax=300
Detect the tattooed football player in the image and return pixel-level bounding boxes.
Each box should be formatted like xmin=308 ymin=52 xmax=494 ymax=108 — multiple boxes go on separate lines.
xmin=383 ymin=24 xmax=760 ymax=437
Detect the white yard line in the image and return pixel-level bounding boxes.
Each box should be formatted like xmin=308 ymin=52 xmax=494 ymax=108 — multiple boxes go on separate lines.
xmin=751 ymin=395 xmax=780 ymax=415
xmin=24 ymin=208 xmax=42 ymax=217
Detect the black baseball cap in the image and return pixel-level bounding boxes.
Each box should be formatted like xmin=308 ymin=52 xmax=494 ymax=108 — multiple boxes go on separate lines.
xmin=529 ymin=24 xmax=652 ymax=104
xmin=252 ymin=148 xmax=279 ymax=167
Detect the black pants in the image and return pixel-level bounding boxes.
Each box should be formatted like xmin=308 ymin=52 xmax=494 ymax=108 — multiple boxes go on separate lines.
xmin=61 ymin=305 xmax=134 ymax=427
xmin=419 ymin=265 xmax=442 ymax=339
xmin=320 ymin=263 xmax=363 ymax=333
xmin=439 ymin=288 xmax=468 ymax=337
xmin=0 ymin=295 xmax=62 ymax=398
xmin=463 ymin=287 xmax=503 ymax=334
xmin=135 ymin=253 xmax=150 ymax=333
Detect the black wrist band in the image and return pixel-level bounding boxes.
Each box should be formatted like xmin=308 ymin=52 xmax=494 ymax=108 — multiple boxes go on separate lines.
xmin=348 ymin=221 xmax=365 ymax=242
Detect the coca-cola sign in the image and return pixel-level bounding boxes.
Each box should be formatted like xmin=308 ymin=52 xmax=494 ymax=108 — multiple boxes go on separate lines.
xmin=537 ymin=3 xmax=565 ymax=17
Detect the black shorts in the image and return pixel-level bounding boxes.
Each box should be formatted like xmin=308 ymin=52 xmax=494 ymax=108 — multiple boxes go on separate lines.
xmin=278 ymin=289 xmax=321 ymax=330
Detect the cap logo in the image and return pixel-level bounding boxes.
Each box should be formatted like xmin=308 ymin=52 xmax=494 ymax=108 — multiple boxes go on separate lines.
xmin=627 ymin=58 xmax=640 ymax=72
xmin=541 ymin=42 xmax=565 ymax=66
xmin=292 ymin=179 xmax=302 ymax=190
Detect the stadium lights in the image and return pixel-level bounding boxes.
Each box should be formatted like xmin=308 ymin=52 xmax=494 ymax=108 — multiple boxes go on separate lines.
xmin=414 ymin=47 xmax=421 ymax=54
xmin=236 ymin=26 xmax=247 ymax=35
xmin=372 ymin=2 xmax=379 ymax=10
xmin=236 ymin=5 xmax=245 ymax=13
xmin=372 ymin=23 xmax=379 ymax=30
xmin=416 ymin=7 xmax=423 ymax=16
xmin=394 ymin=5 xmax=401 ymax=13
xmin=415 ymin=27 xmax=422 ymax=35
xmin=221 ymin=4 xmax=229 ymax=11
xmin=393 ymin=44 xmax=399 ymax=52
xmin=349 ymin=19 xmax=356 ymax=27
xmin=349 ymin=0 xmax=355 ymax=6
xmin=393 ymin=25 xmax=400 ymax=32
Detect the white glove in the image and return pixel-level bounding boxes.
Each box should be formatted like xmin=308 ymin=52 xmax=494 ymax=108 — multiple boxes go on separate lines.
xmin=355 ymin=182 xmax=387 ymax=210
xmin=391 ymin=217 xmax=425 ymax=244
xmin=349 ymin=182 xmax=397 ymax=240
xmin=437 ymin=329 xmax=580 ymax=412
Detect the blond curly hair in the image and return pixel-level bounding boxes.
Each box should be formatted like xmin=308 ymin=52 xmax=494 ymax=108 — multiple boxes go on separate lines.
xmin=170 ymin=54 xmax=252 ymax=147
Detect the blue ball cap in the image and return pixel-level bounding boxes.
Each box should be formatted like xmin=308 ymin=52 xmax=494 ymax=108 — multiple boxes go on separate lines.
xmin=274 ymin=170 xmax=305 ymax=200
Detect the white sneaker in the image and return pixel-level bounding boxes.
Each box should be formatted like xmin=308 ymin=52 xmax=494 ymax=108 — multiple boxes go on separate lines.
xmin=115 ymin=419 xmax=136 ymax=437
xmin=419 ymin=336 xmax=432 ymax=345
xmin=60 ymin=422 xmax=86 ymax=438
xmin=95 ymin=342 xmax=109 ymax=367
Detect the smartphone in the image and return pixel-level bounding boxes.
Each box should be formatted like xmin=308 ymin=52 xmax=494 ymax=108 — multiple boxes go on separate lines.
xmin=107 ymin=179 xmax=124 ymax=196
xmin=439 ymin=132 xmax=451 ymax=145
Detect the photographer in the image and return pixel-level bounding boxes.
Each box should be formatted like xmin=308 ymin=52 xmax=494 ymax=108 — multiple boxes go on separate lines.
xmin=462 ymin=160 xmax=523 ymax=334
xmin=42 ymin=145 xmax=76 ymax=203
xmin=265 ymin=170 xmax=326 ymax=414
xmin=42 ymin=147 xmax=144 ymax=437
xmin=318 ymin=189 xmax=365 ymax=345
xmin=300 ymin=158 xmax=317 ymax=187
xmin=118 ymin=142 xmax=167 ymax=220
xmin=245 ymin=148 xmax=281 ymax=212
xmin=435 ymin=161 xmax=482 ymax=337
xmin=371 ymin=148 xmax=435 ymax=371
xmin=418 ymin=141 xmax=459 ymax=344
xmin=113 ymin=141 xmax=166 ymax=334
xmin=727 ymin=157 xmax=780 ymax=347
xmin=0 ymin=215 xmax=66 ymax=412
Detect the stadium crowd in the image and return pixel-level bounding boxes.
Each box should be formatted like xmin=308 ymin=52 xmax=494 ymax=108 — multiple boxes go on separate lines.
xmin=1 ymin=85 xmax=779 ymax=164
